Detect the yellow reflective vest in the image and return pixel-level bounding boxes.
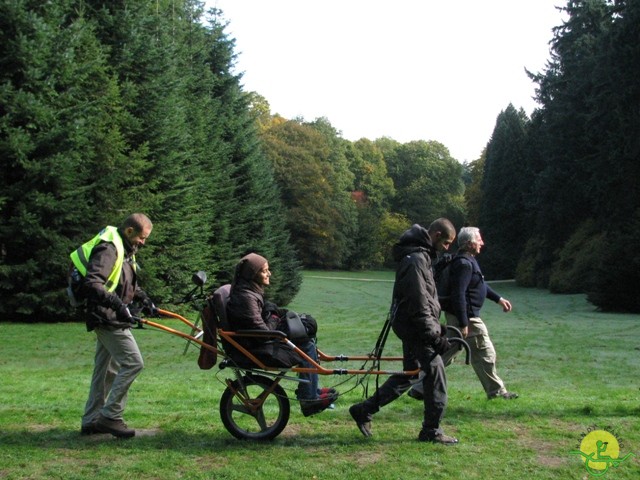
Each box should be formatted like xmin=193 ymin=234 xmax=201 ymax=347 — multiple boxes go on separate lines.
xmin=69 ymin=226 xmax=135 ymax=292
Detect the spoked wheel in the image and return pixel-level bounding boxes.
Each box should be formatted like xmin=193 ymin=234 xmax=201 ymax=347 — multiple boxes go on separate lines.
xmin=220 ymin=374 xmax=290 ymax=440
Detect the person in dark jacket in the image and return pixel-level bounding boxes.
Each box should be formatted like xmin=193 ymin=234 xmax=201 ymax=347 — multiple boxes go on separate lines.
xmin=77 ymin=213 xmax=155 ymax=438
xmin=226 ymin=253 xmax=338 ymax=417
xmin=349 ymin=219 xmax=459 ymax=445
xmin=409 ymin=226 xmax=518 ymax=400
xmin=445 ymin=227 xmax=517 ymax=399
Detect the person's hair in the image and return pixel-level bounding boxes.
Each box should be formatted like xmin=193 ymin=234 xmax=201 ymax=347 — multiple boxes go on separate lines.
xmin=427 ymin=217 xmax=455 ymax=239
xmin=458 ymin=226 xmax=480 ymax=250
xmin=121 ymin=213 xmax=152 ymax=233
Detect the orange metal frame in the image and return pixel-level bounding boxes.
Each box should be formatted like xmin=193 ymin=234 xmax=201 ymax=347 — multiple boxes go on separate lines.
xmin=141 ymin=308 xmax=421 ymax=377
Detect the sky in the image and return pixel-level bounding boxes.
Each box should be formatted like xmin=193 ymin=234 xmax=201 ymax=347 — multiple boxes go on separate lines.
xmin=205 ymin=0 xmax=567 ymax=163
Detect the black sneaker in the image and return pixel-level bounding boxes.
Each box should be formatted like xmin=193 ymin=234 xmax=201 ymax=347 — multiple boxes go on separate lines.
xmin=95 ymin=414 xmax=135 ymax=438
xmin=349 ymin=404 xmax=373 ymax=437
xmin=418 ymin=431 xmax=459 ymax=445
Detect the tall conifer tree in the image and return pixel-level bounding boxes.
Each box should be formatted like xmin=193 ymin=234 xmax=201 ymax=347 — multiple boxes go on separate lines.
xmin=0 ymin=1 xmax=147 ymax=319
xmin=480 ymin=104 xmax=531 ymax=279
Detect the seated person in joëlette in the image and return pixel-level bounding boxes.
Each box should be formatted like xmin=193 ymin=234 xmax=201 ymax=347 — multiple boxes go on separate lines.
xmin=225 ymin=253 xmax=338 ymax=416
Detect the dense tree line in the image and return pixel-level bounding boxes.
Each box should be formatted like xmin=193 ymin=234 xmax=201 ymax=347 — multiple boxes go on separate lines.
xmin=2 ymin=0 xmax=638 ymax=322
xmin=476 ymin=0 xmax=640 ymax=312
xmin=1 ymin=1 xmax=300 ymax=321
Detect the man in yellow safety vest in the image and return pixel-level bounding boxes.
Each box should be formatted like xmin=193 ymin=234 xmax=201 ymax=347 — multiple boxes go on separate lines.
xmin=71 ymin=213 xmax=155 ymax=438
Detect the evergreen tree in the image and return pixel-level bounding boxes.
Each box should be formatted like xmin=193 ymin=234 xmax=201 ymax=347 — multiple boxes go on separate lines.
xmin=0 ymin=1 xmax=302 ymax=320
xmin=518 ymin=0 xmax=640 ymax=310
xmin=0 ymin=1 xmax=148 ymax=320
xmin=203 ymin=12 xmax=301 ymax=304
xmin=79 ymin=0 xmax=218 ymax=300
xmin=79 ymin=2 xmax=301 ymax=304
xmin=479 ymin=104 xmax=531 ymax=279
xmin=524 ymin=0 xmax=615 ymax=284
xmin=584 ymin=0 xmax=640 ymax=223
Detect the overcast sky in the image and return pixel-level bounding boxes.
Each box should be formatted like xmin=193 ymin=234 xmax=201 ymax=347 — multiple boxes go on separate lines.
xmin=205 ymin=0 xmax=567 ymax=163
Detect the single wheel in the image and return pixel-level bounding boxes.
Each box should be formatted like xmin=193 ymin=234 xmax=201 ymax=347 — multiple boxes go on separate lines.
xmin=220 ymin=374 xmax=290 ymax=440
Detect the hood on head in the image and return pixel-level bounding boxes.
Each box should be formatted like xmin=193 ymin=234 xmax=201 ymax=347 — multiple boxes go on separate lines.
xmin=235 ymin=253 xmax=268 ymax=282
xmin=392 ymin=224 xmax=434 ymax=261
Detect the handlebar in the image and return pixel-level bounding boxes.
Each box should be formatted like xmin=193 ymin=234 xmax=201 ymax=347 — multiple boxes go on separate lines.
xmin=445 ymin=325 xmax=471 ymax=364
xmin=448 ymin=337 xmax=471 ymax=365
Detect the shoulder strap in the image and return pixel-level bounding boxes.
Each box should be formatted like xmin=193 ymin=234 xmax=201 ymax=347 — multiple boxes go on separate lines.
xmin=452 ymin=253 xmax=475 ymax=270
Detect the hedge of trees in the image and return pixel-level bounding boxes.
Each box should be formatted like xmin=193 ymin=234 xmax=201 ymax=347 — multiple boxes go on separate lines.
xmin=1 ymin=1 xmax=304 ymax=321
xmin=1 ymin=0 xmax=638 ymax=322
xmin=473 ymin=0 xmax=640 ymax=312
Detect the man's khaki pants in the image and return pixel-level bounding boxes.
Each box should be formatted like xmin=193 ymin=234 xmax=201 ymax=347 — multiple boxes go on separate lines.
xmin=410 ymin=312 xmax=507 ymax=398
xmin=82 ymin=327 xmax=143 ymax=427
xmin=441 ymin=312 xmax=507 ymax=398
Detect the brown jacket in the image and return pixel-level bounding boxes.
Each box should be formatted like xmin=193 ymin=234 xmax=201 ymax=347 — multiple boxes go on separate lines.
xmin=226 ymin=279 xmax=279 ymax=346
xmin=82 ymin=230 xmax=145 ymax=330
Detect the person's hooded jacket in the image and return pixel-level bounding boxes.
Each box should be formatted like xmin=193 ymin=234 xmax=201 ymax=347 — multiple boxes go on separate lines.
xmin=390 ymin=224 xmax=444 ymax=347
xmin=226 ymin=253 xmax=279 ymax=347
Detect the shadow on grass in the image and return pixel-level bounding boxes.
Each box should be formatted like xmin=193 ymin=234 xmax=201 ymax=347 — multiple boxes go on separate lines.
xmin=446 ymin=403 xmax=640 ymax=420
xmin=2 ymin=401 xmax=638 ymax=453
xmin=0 ymin=426 xmax=411 ymax=453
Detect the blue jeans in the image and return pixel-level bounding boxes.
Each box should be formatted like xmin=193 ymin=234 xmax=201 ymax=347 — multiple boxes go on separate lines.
xmin=295 ymin=339 xmax=320 ymax=400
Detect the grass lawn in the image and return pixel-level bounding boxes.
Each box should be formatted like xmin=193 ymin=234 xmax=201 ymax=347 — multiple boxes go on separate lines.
xmin=1 ymin=271 xmax=639 ymax=479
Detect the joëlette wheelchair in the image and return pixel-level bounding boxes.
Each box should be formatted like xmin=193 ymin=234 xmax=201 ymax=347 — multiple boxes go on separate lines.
xmin=138 ymin=271 xmax=470 ymax=440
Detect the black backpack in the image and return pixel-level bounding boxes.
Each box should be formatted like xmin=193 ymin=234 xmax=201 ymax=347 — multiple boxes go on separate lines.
xmin=432 ymin=253 xmax=461 ymax=311
xmin=66 ymin=266 xmax=85 ymax=307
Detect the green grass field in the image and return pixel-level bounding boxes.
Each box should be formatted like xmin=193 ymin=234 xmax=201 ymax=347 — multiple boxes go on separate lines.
xmin=1 ymin=271 xmax=639 ymax=479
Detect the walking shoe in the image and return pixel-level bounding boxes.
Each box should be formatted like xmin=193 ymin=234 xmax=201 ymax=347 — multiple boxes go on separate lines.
xmin=300 ymin=392 xmax=339 ymax=417
xmin=80 ymin=423 xmax=100 ymax=435
xmin=407 ymin=387 xmax=423 ymax=401
xmin=349 ymin=403 xmax=373 ymax=438
xmin=95 ymin=414 xmax=135 ymax=438
xmin=489 ymin=391 xmax=519 ymax=400
xmin=418 ymin=430 xmax=459 ymax=445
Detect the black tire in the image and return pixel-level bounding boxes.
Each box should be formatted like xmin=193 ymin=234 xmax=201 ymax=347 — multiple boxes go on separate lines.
xmin=219 ymin=374 xmax=290 ymax=440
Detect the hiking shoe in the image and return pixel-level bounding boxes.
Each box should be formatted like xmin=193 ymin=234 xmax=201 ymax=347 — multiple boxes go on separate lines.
xmin=95 ymin=414 xmax=135 ymax=438
xmin=349 ymin=403 xmax=373 ymax=438
xmin=407 ymin=387 xmax=423 ymax=401
xmin=80 ymin=423 xmax=100 ymax=435
xmin=489 ymin=391 xmax=519 ymax=400
xmin=418 ymin=431 xmax=459 ymax=445
xmin=300 ymin=392 xmax=339 ymax=417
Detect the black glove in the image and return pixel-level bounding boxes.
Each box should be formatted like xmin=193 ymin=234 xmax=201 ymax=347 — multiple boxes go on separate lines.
xmin=434 ymin=335 xmax=452 ymax=355
xmin=439 ymin=323 xmax=448 ymax=336
xmin=116 ymin=303 xmax=134 ymax=323
xmin=142 ymin=297 xmax=159 ymax=317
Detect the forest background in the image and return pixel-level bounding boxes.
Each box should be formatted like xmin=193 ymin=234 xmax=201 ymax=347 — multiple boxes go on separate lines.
xmin=1 ymin=0 xmax=639 ymax=322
